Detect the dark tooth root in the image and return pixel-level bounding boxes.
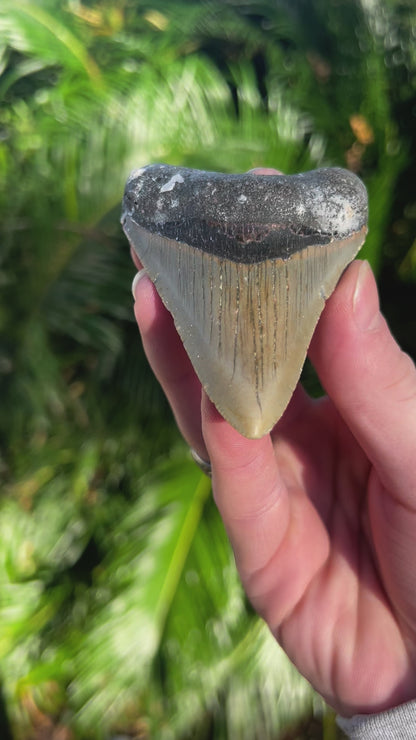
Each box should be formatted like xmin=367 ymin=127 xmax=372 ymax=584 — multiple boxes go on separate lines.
xmin=122 ymin=164 xmax=368 ymax=254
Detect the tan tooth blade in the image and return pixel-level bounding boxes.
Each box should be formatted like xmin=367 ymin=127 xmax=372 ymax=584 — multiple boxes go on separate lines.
xmin=123 ymin=216 xmax=367 ymax=438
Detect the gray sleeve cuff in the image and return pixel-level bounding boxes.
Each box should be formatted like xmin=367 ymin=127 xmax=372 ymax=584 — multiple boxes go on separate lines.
xmin=337 ymin=699 xmax=416 ymax=738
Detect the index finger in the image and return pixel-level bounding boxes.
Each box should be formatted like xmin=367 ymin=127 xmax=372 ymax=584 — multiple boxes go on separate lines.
xmin=133 ymin=271 xmax=207 ymax=458
xmin=201 ymin=392 xmax=329 ymax=628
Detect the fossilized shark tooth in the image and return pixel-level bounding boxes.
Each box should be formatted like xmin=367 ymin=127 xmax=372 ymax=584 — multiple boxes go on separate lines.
xmin=121 ymin=164 xmax=368 ymax=438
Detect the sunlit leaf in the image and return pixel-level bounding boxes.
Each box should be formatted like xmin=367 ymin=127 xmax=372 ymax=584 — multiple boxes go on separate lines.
xmin=0 ymin=1 xmax=102 ymax=83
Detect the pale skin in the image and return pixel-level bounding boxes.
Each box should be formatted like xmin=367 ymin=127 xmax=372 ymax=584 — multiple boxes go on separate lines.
xmin=131 ymin=169 xmax=416 ymax=718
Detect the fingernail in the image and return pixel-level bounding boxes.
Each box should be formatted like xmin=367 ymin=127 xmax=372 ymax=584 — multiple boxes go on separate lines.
xmin=353 ymin=260 xmax=380 ymax=331
xmin=131 ymin=269 xmax=147 ymax=300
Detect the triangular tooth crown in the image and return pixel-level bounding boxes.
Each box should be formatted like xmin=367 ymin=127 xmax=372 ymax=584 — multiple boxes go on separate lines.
xmin=122 ymin=165 xmax=368 ymax=438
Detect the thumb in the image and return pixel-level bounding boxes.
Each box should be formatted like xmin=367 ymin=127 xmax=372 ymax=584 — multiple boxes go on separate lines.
xmin=309 ymin=259 xmax=416 ymax=499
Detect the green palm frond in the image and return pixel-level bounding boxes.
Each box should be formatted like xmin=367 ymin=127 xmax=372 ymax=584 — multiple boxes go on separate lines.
xmin=67 ymin=458 xmax=314 ymax=739
xmin=0 ymin=451 xmax=315 ymax=739
xmin=0 ymin=1 xmax=102 ymax=83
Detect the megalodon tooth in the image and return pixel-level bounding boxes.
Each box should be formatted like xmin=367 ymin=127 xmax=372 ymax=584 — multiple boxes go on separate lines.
xmin=121 ymin=164 xmax=368 ymax=439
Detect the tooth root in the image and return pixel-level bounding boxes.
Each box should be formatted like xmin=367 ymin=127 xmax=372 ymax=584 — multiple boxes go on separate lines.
xmin=122 ymin=165 xmax=368 ymax=438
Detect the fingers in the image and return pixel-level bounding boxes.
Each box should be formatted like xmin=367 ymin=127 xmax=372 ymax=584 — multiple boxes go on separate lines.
xmin=309 ymin=259 xmax=416 ymax=500
xmin=132 ymin=271 xmax=207 ymax=458
xmin=201 ymin=392 xmax=288 ymax=581
xmin=248 ymin=167 xmax=283 ymax=175
xmin=201 ymin=393 xmax=329 ymax=625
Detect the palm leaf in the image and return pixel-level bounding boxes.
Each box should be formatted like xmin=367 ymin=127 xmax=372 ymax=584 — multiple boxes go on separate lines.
xmin=68 ymin=457 xmax=315 ymax=738
xmin=0 ymin=1 xmax=102 ymax=83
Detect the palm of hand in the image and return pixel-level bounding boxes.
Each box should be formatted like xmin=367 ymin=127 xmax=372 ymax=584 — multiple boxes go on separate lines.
xmin=244 ymin=392 xmax=416 ymax=717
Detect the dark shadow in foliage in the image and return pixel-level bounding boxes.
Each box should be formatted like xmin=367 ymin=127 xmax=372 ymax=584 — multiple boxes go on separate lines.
xmin=0 ymin=685 xmax=13 ymax=740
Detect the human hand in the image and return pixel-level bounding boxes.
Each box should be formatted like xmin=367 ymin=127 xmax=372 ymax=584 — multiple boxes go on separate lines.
xmin=131 ymin=177 xmax=416 ymax=718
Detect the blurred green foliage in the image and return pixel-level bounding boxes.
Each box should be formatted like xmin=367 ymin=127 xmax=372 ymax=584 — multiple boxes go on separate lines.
xmin=0 ymin=0 xmax=415 ymax=738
